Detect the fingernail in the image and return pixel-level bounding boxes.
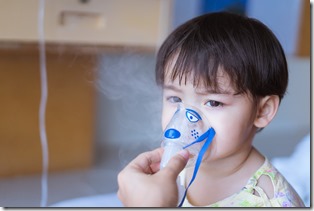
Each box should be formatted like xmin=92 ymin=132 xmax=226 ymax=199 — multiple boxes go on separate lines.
xmin=178 ymin=149 xmax=189 ymax=160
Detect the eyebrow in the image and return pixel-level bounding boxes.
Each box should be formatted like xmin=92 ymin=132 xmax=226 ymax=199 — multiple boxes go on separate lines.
xmin=195 ymin=88 xmax=234 ymax=95
xmin=163 ymin=84 xmax=240 ymax=96
xmin=197 ymin=89 xmax=242 ymax=96
xmin=162 ymin=85 xmax=183 ymax=93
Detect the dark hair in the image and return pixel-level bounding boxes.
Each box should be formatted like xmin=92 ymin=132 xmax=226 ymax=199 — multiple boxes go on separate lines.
xmin=155 ymin=12 xmax=288 ymax=102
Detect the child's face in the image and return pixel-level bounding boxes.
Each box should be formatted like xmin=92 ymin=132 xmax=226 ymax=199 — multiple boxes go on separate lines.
xmin=161 ymin=69 xmax=258 ymax=161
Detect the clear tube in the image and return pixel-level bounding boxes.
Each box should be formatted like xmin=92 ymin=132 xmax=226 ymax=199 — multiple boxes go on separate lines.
xmin=38 ymin=0 xmax=49 ymax=207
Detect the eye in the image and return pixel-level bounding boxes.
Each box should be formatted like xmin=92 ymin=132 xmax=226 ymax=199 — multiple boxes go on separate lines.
xmin=185 ymin=109 xmax=201 ymax=123
xmin=206 ymin=100 xmax=222 ymax=107
xmin=167 ymin=96 xmax=182 ymax=103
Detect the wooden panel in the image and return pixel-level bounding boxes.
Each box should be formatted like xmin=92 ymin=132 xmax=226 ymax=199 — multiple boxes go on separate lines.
xmin=0 ymin=0 xmax=173 ymax=48
xmin=0 ymin=47 xmax=95 ymax=177
xmin=296 ymin=0 xmax=310 ymax=57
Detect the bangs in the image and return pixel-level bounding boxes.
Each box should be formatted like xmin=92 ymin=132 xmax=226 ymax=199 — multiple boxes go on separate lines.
xmin=163 ymin=46 xmax=222 ymax=92
xmin=155 ymin=13 xmax=246 ymax=94
xmin=156 ymin=41 xmax=245 ymax=94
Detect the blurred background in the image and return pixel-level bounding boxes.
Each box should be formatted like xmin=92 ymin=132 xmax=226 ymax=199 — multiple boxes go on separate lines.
xmin=0 ymin=0 xmax=310 ymax=207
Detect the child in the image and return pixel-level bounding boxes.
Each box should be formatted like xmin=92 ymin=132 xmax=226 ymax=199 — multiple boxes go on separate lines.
xmin=117 ymin=12 xmax=305 ymax=207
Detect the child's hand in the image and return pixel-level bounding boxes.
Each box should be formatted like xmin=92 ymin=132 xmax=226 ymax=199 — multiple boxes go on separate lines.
xmin=117 ymin=147 xmax=189 ymax=207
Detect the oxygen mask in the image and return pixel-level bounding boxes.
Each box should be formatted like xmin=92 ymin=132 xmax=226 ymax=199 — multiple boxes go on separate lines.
xmin=160 ymin=103 xmax=215 ymax=169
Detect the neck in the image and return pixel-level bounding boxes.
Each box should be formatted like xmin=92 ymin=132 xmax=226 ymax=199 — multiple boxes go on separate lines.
xmin=198 ymin=146 xmax=263 ymax=180
xmin=184 ymin=147 xmax=265 ymax=206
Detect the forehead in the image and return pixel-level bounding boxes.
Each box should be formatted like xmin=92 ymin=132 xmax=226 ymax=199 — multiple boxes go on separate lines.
xmin=163 ymin=65 xmax=236 ymax=94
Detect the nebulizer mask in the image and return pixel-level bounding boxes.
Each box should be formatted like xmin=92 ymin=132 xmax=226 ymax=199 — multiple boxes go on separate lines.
xmin=160 ymin=103 xmax=216 ymax=207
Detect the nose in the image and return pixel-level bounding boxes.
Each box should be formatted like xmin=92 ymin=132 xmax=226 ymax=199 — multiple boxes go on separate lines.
xmin=164 ymin=128 xmax=181 ymax=139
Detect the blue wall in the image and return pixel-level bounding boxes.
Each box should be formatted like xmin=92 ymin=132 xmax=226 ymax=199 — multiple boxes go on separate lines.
xmin=201 ymin=0 xmax=247 ymax=15
xmin=172 ymin=0 xmax=303 ymax=56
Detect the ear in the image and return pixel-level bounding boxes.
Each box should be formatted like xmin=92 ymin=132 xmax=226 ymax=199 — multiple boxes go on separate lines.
xmin=254 ymin=95 xmax=280 ymax=128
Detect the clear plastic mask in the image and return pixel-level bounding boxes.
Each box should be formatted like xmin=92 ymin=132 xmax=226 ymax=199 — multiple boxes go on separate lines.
xmin=160 ymin=103 xmax=213 ymax=169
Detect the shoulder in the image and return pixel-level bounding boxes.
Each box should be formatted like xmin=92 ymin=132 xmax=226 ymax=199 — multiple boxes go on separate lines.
xmin=255 ymin=159 xmax=305 ymax=207
xmin=248 ymin=158 xmax=274 ymax=199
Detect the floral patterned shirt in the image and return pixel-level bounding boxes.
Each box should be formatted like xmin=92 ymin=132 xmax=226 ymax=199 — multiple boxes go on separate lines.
xmin=179 ymin=158 xmax=305 ymax=207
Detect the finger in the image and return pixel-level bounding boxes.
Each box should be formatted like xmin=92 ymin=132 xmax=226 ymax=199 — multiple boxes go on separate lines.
xmin=129 ymin=147 xmax=164 ymax=173
xmin=117 ymin=189 xmax=123 ymax=203
xmin=161 ymin=149 xmax=190 ymax=179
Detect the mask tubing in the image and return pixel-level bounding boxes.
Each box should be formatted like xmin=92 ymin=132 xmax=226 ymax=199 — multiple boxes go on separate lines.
xmin=177 ymin=127 xmax=215 ymax=207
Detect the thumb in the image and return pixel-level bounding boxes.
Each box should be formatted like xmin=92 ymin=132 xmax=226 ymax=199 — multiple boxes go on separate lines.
xmin=161 ymin=149 xmax=190 ymax=179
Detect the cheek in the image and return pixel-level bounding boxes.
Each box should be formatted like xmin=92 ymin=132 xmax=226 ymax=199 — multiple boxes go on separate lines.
xmin=208 ymin=120 xmax=246 ymax=157
xmin=210 ymin=109 xmax=256 ymax=146
xmin=161 ymin=108 xmax=172 ymax=130
xmin=161 ymin=113 xmax=167 ymax=131
xmin=161 ymin=105 xmax=174 ymax=131
xmin=215 ymin=115 xmax=251 ymax=134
